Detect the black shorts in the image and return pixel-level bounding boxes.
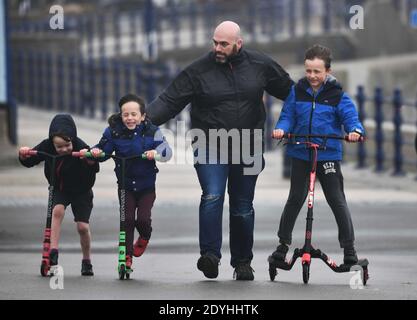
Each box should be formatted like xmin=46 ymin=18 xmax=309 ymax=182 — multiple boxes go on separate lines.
xmin=52 ymin=189 xmax=94 ymax=223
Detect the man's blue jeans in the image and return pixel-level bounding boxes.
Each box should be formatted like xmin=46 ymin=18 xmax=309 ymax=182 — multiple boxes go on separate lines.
xmin=194 ymin=163 xmax=260 ymax=267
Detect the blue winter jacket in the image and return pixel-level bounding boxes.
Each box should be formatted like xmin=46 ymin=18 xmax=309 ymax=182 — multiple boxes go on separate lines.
xmin=96 ymin=118 xmax=172 ymax=192
xmin=276 ymin=76 xmax=364 ymax=161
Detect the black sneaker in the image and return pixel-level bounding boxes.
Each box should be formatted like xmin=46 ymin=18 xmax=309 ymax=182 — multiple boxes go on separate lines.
xmin=81 ymin=259 xmax=94 ymax=276
xmin=233 ymin=263 xmax=254 ymax=281
xmin=271 ymin=244 xmax=289 ymax=262
xmin=343 ymin=247 xmax=358 ymax=265
xmin=197 ymin=253 xmax=220 ymax=279
xmin=49 ymin=249 xmax=59 ymax=266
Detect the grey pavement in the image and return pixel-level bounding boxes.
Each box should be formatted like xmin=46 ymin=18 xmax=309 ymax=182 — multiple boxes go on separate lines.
xmin=0 ymin=106 xmax=417 ymax=300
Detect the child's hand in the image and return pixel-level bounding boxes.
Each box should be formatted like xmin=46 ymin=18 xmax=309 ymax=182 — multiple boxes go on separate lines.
xmin=347 ymin=132 xmax=361 ymax=142
xmin=19 ymin=147 xmax=32 ymax=159
xmin=272 ymin=129 xmax=285 ymax=139
xmin=90 ymin=148 xmax=103 ymax=158
xmin=144 ymin=150 xmax=157 ymax=160
xmin=79 ymin=149 xmax=89 ymax=159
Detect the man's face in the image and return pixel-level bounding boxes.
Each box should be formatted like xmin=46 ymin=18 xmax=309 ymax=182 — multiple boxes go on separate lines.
xmin=304 ymin=58 xmax=330 ymax=91
xmin=212 ymin=38 xmax=240 ymax=64
xmin=53 ymin=136 xmax=73 ymax=155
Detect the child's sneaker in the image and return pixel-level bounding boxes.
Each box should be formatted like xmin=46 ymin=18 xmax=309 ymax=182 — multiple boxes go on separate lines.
xmin=49 ymin=249 xmax=59 ymax=266
xmin=343 ymin=247 xmax=358 ymax=265
xmin=133 ymin=237 xmax=149 ymax=257
xmin=81 ymin=259 xmax=94 ymax=276
xmin=270 ymin=244 xmax=289 ymax=262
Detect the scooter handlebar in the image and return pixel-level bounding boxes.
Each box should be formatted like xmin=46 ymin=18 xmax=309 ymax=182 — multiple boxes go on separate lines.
xmin=283 ymin=133 xmax=364 ymax=143
xmin=72 ymin=151 xmax=161 ymax=161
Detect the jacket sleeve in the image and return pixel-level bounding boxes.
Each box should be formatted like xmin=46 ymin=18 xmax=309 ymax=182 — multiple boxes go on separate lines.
xmin=152 ymin=128 xmax=173 ymax=162
xmin=146 ymin=70 xmax=194 ymax=126
xmin=264 ymin=57 xmax=294 ymax=101
xmin=275 ymin=85 xmax=296 ymax=133
xmin=18 ymin=140 xmax=48 ymax=168
xmin=94 ymin=128 xmax=115 ymax=162
xmin=337 ymin=93 xmax=365 ymax=135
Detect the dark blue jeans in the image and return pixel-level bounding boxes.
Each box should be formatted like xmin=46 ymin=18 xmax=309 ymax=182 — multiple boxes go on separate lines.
xmin=194 ymin=163 xmax=261 ymax=267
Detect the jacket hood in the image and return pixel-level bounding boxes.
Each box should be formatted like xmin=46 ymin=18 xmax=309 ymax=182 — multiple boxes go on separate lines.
xmin=49 ymin=114 xmax=77 ymax=140
xmin=298 ymin=74 xmax=342 ymax=93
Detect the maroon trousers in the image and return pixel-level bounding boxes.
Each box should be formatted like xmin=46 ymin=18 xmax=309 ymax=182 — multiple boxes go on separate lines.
xmin=119 ymin=188 xmax=156 ymax=256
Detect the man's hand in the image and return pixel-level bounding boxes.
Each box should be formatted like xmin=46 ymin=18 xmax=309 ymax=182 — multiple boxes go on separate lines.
xmin=272 ymin=129 xmax=285 ymax=139
xmin=19 ymin=147 xmax=32 ymax=159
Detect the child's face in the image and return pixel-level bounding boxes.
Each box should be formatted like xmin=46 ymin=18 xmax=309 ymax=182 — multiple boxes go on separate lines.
xmin=121 ymin=102 xmax=146 ymax=130
xmin=52 ymin=136 xmax=73 ymax=155
xmin=304 ymin=58 xmax=330 ymax=91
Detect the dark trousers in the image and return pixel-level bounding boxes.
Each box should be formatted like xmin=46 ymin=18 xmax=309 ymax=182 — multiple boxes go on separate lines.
xmin=119 ymin=188 xmax=156 ymax=256
xmin=278 ymin=158 xmax=355 ymax=248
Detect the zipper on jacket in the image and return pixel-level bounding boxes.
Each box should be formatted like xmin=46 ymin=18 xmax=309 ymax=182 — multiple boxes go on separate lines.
xmin=229 ymin=62 xmax=240 ymax=127
xmin=308 ymin=93 xmax=316 ymax=136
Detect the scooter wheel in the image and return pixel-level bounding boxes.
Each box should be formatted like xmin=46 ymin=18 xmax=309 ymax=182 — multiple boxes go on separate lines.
xmin=302 ymin=263 xmax=310 ymax=284
xmin=119 ymin=265 xmax=126 ymax=280
xmin=40 ymin=261 xmax=49 ymax=277
xmin=362 ymin=266 xmax=369 ymax=286
xmin=269 ymin=266 xmax=277 ymax=281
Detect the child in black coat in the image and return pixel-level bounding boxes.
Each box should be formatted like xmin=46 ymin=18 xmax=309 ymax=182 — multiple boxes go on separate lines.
xmin=19 ymin=114 xmax=99 ymax=276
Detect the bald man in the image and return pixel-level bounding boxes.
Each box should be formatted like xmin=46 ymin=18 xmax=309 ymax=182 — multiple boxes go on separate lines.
xmin=147 ymin=21 xmax=293 ymax=280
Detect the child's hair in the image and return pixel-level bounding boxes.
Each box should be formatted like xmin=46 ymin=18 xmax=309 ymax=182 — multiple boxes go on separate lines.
xmin=304 ymin=44 xmax=332 ymax=70
xmin=50 ymin=132 xmax=72 ymax=142
xmin=108 ymin=94 xmax=147 ymax=127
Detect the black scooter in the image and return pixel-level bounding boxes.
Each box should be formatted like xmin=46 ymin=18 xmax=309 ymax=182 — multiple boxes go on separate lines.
xmin=268 ymin=134 xmax=369 ymax=285
xmin=24 ymin=150 xmax=71 ymax=277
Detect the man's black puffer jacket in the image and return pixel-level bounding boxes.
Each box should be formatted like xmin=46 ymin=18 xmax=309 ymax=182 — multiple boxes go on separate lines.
xmin=147 ymin=48 xmax=293 ymax=133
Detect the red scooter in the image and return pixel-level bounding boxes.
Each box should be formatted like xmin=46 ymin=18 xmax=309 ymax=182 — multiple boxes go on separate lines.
xmin=268 ymin=134 xmax=369 ymax=285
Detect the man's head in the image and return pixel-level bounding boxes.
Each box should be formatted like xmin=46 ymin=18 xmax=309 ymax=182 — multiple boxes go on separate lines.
xmin=304 ymin=44 xmax=332 ymax=92
xmin=212 ymin=21 xmax=243 ymax=64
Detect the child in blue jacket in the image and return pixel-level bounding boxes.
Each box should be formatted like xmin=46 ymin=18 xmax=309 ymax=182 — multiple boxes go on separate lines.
xmin=92 ymin=94 xmax=172 ymax=269
xmin=270 ymin=45 xmax=364 ymax=265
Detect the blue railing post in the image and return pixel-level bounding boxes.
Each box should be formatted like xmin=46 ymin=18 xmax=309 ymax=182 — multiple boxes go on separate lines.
xmin=124 ymin=63 xmax=132 ymax=94
xmin=100 ymin=57 xmax=108 ymax=120
xmin=323 ymin=0 xmax=332 ymax=32
xmin=130 ymin=11 xmax=137 ymax=55
xmin=374 ymin=87 xmax=384 ymax=172
xmin=392 ymin=88 xmax=405 ymax=176
xmin=45 ymin=52 xmax=53 ymax=111
xmin=113 ymin=60 xmax=121 ymax=113
xmin=303 ymin=0 xmax=311 ymax=35
xmin=356 ymin=85 xmax=367 ymax=168
xmin=289 ymin=0 xmax=296 ymax=37
xmin=69 ymin=56 xmax=76 ymax=114
xmin=57 ymin=54 xmax=65 ymax=112
xmin=78 ymin=57 xmax=85 ymax=116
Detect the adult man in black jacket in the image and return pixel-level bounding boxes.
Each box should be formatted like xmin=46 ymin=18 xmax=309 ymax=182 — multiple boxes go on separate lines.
xmin=147 ymin=21 xmax=293 ymax=280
